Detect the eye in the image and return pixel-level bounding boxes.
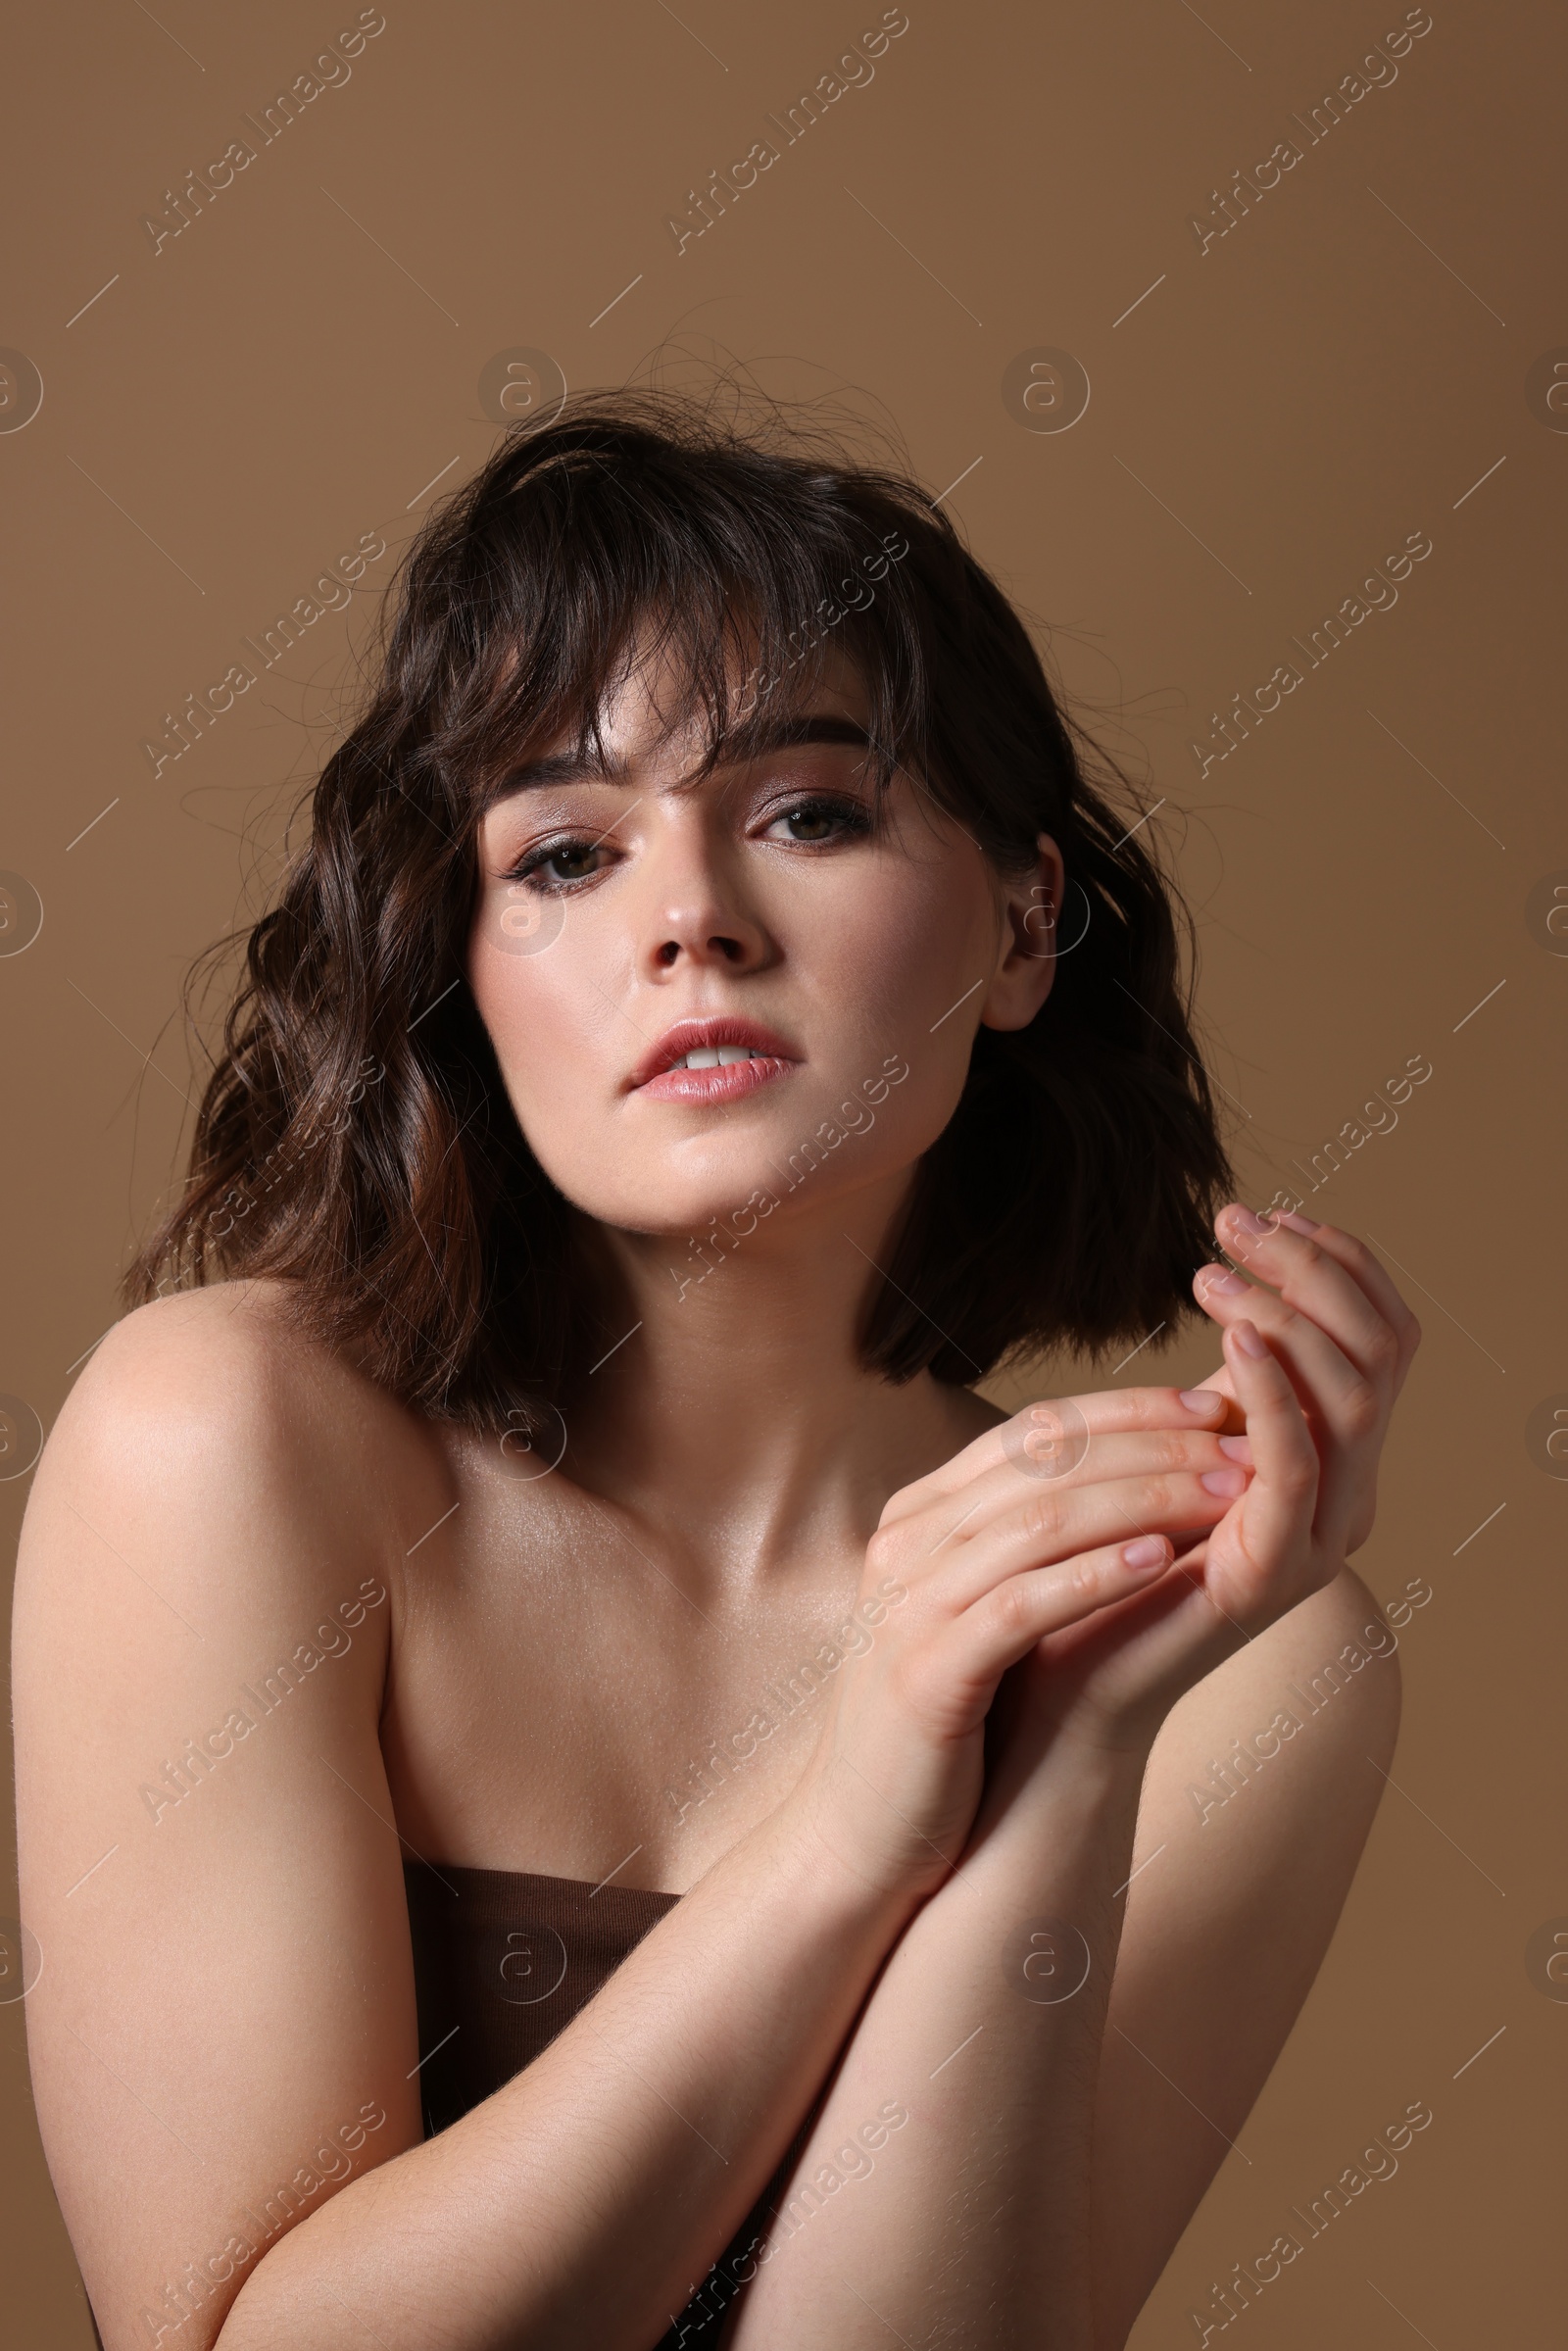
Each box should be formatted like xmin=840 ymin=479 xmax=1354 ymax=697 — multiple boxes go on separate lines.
xmin=503 ymin=836 xmax=615 ymax=891
xmin=762 ymin=794 xmax=873 ymax=847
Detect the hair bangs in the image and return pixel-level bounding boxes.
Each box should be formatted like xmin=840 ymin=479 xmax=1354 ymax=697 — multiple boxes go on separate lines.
xmin=433 ymin=416 xmax=926 ymax=828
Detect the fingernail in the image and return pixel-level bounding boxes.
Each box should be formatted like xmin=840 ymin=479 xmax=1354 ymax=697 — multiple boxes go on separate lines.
xmin=1227 ymin=1319 xmax=1269 ymax=1360
xmin=1199 ymin=1264 xmax=1248 ymax=1296
xmin=1200 ymin=1464 xmax=1249 ymax=1497
xmin=1122 ymin=1535 xmax=1172 ymax=1573
xmin=1217 ymin=1434 xmax=1253 ymax=1462
xmin=1227 ymin=1205 xmax=1272 ymax=1237
xmin=1179 ymin=1388 xmax=1224 ymax=1415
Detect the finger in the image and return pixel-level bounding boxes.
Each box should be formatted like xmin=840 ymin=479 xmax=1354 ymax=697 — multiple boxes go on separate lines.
xmin=932 ymin=1532 xmax=1181 ymax=1708
xmin=1203 ymin=1321 xmax=1319 ymax=1621
xmin=1164 ymin=1364 xmax=1246 ymax=1434
xmin=1213 ymin=1205 xmax=1404 ymax=1389
xmin=1193 ymin=1259 xmax=1366 ymax=1548
xmin=1179 ymin=1360 xmax=1240 ymax=1403
xmin=891 ymin=1429 xmax=1249 ymax=1582
xmin=879 ymin=1386 xmax=1230 ymax=1527
xmin=929 ymin=1465 xmax=1250 ymax=1610
xmin=1194 ymin=1261 xmax=1375 ymax=1453
xmin=1031 ymin=1538 xmax=1251 ymax=1701
xmin=1273 ymin=1214 xmax=1422 ymax=1380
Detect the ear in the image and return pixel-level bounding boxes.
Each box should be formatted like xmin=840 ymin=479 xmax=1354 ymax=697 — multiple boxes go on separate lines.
xmin=980 ymin=835 xmax=1066 ymax=1031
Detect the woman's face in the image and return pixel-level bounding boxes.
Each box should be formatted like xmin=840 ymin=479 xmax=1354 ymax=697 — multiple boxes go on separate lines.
xmin=467 ymin=636 xmax=1058 ymax=1242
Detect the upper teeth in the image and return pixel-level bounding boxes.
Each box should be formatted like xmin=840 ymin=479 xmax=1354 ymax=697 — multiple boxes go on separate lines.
xmin=671 ymin=1047 xmax=766 ymax=1069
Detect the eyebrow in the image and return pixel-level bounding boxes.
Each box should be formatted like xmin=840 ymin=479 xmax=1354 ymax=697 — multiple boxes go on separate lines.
xmin=482 ymin=711 xmax=876 ymax=811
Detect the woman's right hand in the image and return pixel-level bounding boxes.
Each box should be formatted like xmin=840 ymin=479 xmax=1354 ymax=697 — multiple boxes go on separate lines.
xmin=781 ymin=1384 xmax=1250 ymax=1899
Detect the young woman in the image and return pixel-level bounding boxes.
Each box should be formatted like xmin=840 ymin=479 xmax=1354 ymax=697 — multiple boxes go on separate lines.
xmin=13 ymin=389 xmax=1418 ymax=2351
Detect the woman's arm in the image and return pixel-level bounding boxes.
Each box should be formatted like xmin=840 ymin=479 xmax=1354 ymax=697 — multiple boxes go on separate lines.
xmin=1086 ymin=1560 xmax=1401 ymax=2349
xmin=11 ymin=1294 xmax=912 ymax=2351
xmin=726 ymin=1566 xmax=1400 ymax=2351
xmin=218 ymin=1795 xmax=905 ymax=2351
xmin=17 ymin=1289 xmax=1208 ymax=2351
xmin=1082 ymin=1211 xmax=1418 ymax=2343
xmin=729 ymin=1211 xmax=1418 ymax=2349
xmin=726 ymin=1723 xmax=1148 ymax=2349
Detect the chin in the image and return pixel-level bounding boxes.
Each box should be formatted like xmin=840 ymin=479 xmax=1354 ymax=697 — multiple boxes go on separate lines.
xmin=518 ymin=1058 xmax=938 ymax=1243
xmin=554 ymin=1160 xmax=795 ymax=1242
xmin=569 ymin=1128 xmax=921 ymax=1252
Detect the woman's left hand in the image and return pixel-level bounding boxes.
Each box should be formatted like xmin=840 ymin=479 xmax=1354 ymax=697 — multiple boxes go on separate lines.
xmin=1181 ymin=1205 xmax=1422 ymax=1560
xmin=982 ymin=1205 xmax=1422 ymax=1777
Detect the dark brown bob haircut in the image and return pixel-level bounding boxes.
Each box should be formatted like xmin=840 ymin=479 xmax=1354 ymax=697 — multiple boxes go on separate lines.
xmin=126 ymin=384 xmax=1234 ymax=1434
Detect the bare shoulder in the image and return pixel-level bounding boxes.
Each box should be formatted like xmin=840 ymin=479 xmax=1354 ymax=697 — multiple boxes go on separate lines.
xmin=13 ymin=1278 xmax=442 ymax=2348
xmin=45 ymin=1275 xmax=408 ymax=1478
xmin=1129 ymin=1562 xmax=1402 ymax=1998
xmin=13 ymin=1271 xmax=435 ymax=1847
xmin=1152 ymin=1561 xmax=1401 ymax=1820
xmin=24 ymin=1277 xmax=450 ymax=1611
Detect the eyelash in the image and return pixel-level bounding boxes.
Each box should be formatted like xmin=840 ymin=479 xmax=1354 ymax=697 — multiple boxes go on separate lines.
xmin=501 ymin=793 xmax=874 ymax=893
xmin=504 ymin=837 xmax=612 ymax=893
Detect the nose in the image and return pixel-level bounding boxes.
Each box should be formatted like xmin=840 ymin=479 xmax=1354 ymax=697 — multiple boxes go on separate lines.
xmin=639 ymin=814 xmax=770 ymax=979
xmin=650 ymin=898 xmax=766 ymax=973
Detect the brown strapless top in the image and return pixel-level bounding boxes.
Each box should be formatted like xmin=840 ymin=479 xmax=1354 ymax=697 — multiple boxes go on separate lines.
xmin=403 ymin=1859 xmax=816 ymax=2347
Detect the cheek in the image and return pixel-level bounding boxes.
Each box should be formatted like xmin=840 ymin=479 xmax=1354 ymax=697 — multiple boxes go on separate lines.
xmin=815 ymin=851 xmax=993 ymax=1019
xmin=803 ymin=866 xmax=992 ymax=1141
xmin=816 ymin=856 xmax=996 ymax=1108
xmin=468 ymin=917 xmax=623 ymax=1109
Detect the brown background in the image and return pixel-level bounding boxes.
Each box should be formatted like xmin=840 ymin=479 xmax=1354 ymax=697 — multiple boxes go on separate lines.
xmin=3 ymin=0 xmax=1563 ymax=2341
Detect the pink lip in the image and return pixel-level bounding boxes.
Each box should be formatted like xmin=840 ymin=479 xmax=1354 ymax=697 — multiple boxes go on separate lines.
xmin=628 ymin=1015 xmax=802 ymax=1104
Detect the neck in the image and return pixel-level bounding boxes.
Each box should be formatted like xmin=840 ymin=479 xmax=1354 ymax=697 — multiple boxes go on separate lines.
xmin=561 ymin=1172 xmax=984 ymax=1584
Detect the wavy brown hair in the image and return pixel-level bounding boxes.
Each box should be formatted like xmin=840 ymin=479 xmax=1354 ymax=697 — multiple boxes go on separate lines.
xmin=125 ymin=383 xmax=1234 ymax=1433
